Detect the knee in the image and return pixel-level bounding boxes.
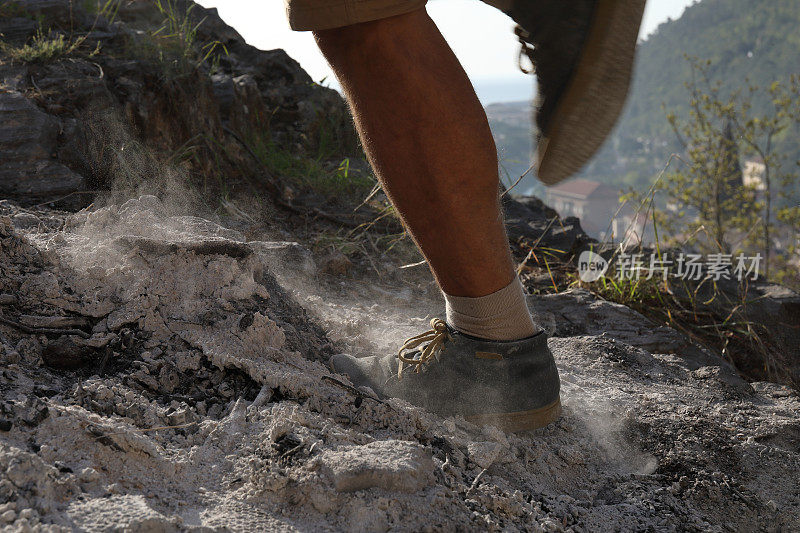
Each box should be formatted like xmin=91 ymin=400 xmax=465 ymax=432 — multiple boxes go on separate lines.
xmin=314 ymin=9 xmax=428 ymax=56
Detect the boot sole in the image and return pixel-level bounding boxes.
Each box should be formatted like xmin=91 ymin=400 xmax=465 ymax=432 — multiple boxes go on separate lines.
xmin=536 ymin=0 xmax=646 ymax=185
xmin=465 ymin=397 xmax=562 ymax=432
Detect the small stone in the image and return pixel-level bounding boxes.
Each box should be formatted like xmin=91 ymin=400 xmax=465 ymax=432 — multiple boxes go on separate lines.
xmin=11 ymin=212 xmax=41 ymax=230
xmin=158 ymin=364 xmax=181 ymax=393
xmin=1 ymin=509 xmax=16 ymax=523
xmin=1 ymin=348 xmax=20 ymax=364
xmin=79 ymin=467 xmax=101 ymax=483
xmin=217 ymin=382 xmax=234 ymax=398
xmin=174 ymin=351 xmax=202 ymax=372
xmin=238 ymin=313 xmax=254 ymax=330
xmin=16 ymin=337 xmax=42 ymax=365
xmin=319 ymin=249 xmax=352 ymax=276
xmin=167 ymin=408 xmax=191 ymax=426
xmin=319 ymin=440 xmax=434 ymax=493
xmin=131 ymin=370 xmax=159 ymax=391
xmin=0 ymin=419 xmax=12 ymax=432
xmin=467 ymin=441 xmax=504 ymax=469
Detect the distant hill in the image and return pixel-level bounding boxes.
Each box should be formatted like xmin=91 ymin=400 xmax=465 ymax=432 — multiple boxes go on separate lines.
xmin=485 ymin=101 xmax=537 ymax=193
xmin=487 ymin=0 xmax=800 ymax=192
xmin=585 ymin=0 xmax=800 ymax=187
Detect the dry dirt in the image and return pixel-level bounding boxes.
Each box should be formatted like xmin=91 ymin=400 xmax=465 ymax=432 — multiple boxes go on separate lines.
xmin=1 ymin=196 xmax=798 ymax=532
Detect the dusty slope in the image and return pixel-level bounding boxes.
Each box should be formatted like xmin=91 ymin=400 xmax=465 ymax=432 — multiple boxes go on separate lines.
xmin=1 ymin=196 xmax=799 ymax=532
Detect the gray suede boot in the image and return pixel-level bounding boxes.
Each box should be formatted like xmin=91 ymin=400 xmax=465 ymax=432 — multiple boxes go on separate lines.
xmin=330 ymin=319 xmax=561 ymax=432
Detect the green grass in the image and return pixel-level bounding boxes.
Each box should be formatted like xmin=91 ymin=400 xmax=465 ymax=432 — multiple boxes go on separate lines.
xmin=243 ymin=123 xmax=375 ymax=204
xmin=81 ymin=0 xmax=123 ymax=23
xmin=151 ymin=0 xmax=226 ymax=71
xmin=516 ymin=178 xmax=775 ymax=383
xmin=0 ymin=29 xmax=84 ymax=63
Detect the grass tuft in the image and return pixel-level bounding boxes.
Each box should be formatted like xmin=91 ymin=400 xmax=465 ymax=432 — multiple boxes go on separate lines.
xmin=0 ymin=29 xmax=84 ymax=63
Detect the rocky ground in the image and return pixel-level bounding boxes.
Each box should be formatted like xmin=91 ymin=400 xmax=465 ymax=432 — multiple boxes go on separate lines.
xmin=1 ymin=196 xmax=799 ymax=532
xmin=2 ymin=1 xmax=799 ymax=531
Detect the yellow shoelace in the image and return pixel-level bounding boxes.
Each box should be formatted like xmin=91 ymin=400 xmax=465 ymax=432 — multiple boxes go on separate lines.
xmin=397 ymin=318 xmax=452 ymax=379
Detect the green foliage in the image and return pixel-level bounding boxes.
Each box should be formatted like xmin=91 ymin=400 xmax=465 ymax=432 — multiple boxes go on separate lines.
xmin=556 ymin=205 xmax=775 ymax=381
xmin=151 ymin=0 xmax=226 ymax=71
xmin=243 ymin=122 xmax=376 ymax=204
xmin=624 ymin=59 xmax=800 ymax=284
xmin=584 ymin=0 xmax=800 ymax=188
xmin=81 ymin=0 xmax=123 ymax=23
xmin=0 ymin=28 xmax=84 ymax=63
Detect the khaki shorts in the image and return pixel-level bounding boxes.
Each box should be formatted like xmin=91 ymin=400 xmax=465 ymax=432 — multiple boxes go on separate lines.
xmin=285 ymin=0 xmax=428 ymax=31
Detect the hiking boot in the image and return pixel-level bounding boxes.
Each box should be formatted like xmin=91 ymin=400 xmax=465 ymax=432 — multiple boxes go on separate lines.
xmin=330 ymin=318 xmax=561 ymax=431
xmin=506 ymin=0 xmax=646 ymax=185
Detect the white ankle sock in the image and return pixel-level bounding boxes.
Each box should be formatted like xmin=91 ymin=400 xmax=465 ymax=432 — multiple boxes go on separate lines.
xmin=443 ymin=276 xmax=537 ymax=341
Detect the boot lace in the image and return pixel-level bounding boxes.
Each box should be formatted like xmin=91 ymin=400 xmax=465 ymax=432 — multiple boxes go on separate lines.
xmin=397 ymin=318 xmax=452 ymax=379
xmin=515 ymin=25 xmax=537 ymax=74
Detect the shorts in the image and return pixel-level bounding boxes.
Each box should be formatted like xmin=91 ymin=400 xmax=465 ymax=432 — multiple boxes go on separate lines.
xmin=285 ymin=0 xmax=428 ymax=31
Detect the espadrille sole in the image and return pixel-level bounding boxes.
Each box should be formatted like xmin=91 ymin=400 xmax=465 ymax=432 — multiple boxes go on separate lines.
xmin=536 ymin=0 xmax=646 ymax=185
xmin=465 ymin=397 xmax=562 ymax=432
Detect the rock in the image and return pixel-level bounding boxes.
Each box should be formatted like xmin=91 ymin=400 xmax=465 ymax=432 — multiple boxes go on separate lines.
xmin=0 ymin=420 xmax=11 ymax=432
xmin=67 ymin=494 xmax=180 ymax=533
xmin=691 ymin=365 xmax=754 ymax=396
xmin=0 ymin=90 xmax=85 ymax=202
xmin=503 ymin=194 xmax=593 ymax=259
xmin=19 ymin=315 xmax=90 ymax=329
xmin=41 ymin=335 xmax=94 ymax=370
xmin=0 ymin=18 xmax=37 ymax=44
xmin=158 ymin=364 xmax=181 ymax=394
xmin=467 ymin=441 xmax=505 ymax=469
xmin=319 ymin=249 xmax=352 ymax=276
xmin=528 ymin=289 xmax=725 ymax=370
xmin=0 ymin=0 xmax=358 ymax=207
xmin=319 ymin=440 xmax=435 ymax=493
xmin=10 ymin=212 xmax=41 ymax=229
xmin=16 ymin=396 xmax=50 ymax=427
xmin=15 ymin=336 xmax=42 ymax=365
xmin=714 ymin=280 xmax=800 ymax=388
xmin=173 ymin=351 xmax=202 ymax=372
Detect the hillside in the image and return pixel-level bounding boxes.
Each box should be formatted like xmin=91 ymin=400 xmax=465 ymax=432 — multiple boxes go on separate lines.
xmin=485 ymin=101 xmax=536 ymax=192
xmin=488 ymin=0 xmax=800 ymax=191
xmin=585 ymin=0 xmax=800 ymax=187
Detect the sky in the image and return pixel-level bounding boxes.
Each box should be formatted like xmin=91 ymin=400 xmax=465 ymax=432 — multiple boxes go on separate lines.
xmin=197 ymin=0 xmax=697 ymax=104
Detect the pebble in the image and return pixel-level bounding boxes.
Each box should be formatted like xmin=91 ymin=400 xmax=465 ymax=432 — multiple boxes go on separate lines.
xmin=467 ymin=441 xmax=504 ymax=469
xmin=79 ymin=467 xmax=101 ymax=483
xmin=319 ymin=249 xmax=352 ymax=276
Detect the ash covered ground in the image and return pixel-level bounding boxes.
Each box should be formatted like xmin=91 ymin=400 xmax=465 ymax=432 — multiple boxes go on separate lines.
xmin=0 ymin=196 xmax=798 ymax=532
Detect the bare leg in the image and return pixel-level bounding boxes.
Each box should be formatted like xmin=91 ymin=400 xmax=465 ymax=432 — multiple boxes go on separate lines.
xmin=314 ymin=9 xmax=514 ymax=297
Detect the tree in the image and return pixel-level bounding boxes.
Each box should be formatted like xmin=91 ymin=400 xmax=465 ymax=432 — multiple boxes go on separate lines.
xmin=647 ymin=58 xmax=800 ymax=282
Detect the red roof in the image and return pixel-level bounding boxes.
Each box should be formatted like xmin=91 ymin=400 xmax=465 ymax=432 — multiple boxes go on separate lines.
xmin=546 ymin=178 xmax=617 ymax=199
